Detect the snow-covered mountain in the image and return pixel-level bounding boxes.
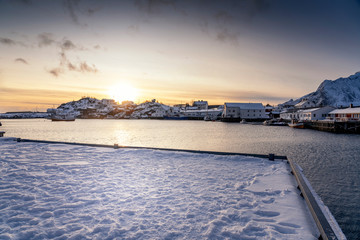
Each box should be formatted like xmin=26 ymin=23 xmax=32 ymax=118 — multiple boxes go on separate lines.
xmin=280 ymin=72 xmax=360 ymax=108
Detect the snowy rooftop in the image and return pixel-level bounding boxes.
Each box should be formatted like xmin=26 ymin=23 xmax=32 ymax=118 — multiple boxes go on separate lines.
xmin=298 ymin=108 xmax=320 ymax=113
xmin=329 ymin=107 xmax=360 ymax=114
xmin=181 ymin=109 xmax=222 ymax=113
xmin=225 ymin=103 xmax=264 ymax=110
xmin=0 ymin=140 xmax=318 ymax=239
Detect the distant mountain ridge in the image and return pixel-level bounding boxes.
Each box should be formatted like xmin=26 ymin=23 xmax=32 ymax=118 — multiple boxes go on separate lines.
xmin=281 ymin=72 xmax=360 ymax=108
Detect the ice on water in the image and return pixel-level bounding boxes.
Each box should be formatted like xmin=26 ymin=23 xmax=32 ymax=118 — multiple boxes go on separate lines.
xmin=0 ymin=141 xmax=318 ymax=239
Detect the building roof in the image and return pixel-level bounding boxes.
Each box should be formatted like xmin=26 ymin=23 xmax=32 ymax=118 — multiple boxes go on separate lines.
xmin=225 ymin=103 xmax=264 ymax=110
xmin=193 ymin=100 xmax=208 ymax=105
xmin=181 ymin=109 xmax=222 ymax=113
xmin=329 ymin=107 xmax=360 ymax=114
xmin=298 ymin=108 xmax=320 ymax=113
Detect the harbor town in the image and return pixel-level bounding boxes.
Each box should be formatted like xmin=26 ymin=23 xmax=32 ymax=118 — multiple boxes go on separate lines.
xmin=1 ymin=97 xmax=360 ymax=134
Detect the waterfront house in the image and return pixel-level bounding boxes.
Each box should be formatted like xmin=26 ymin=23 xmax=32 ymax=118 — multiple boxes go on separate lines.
xmin=192 ymin=100 xmax=208 ymax=110
xmin=279 ymin=109 xmax=294 ymax=120
xmin=222 ymin=103 xmax=267 ymax=121
xmin=181 ymin=108 xmax=222 ymax=120
xmin=297 ymin=106 xmax=335 ymax=121
xmin=264 ymin=104 xmax=281 ymax=119
xmin=328 ymin=106 xmax=360 ymax=121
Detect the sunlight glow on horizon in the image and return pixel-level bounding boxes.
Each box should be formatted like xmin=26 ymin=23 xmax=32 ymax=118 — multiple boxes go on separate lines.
xmin=107 ymin=83 xmax=139 ymax=103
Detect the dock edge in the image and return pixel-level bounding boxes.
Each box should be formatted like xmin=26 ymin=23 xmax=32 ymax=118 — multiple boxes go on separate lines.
xmin=287 ymin=158 xmax=346 ymax=240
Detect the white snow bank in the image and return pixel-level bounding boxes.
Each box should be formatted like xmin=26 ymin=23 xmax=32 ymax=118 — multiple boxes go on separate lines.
xmin=0 ymin=141 xmax=318 ymax=239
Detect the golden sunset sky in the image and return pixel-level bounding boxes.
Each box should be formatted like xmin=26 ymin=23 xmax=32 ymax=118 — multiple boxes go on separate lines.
xmin=1 ymin=0 xmax=360 ymax=112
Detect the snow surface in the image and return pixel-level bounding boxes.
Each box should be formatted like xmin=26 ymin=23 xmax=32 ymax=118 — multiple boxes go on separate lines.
xmin=0 ymin=141 xmax=318 ymax=239
xmin=225 ymin=103 xmax=264 ymax=110
xmin=329 ymin=107 xmax=360 ymax=114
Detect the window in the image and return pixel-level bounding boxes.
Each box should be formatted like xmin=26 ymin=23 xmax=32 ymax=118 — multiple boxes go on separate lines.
xmin=313 ymin=114 xmax=316 ymax=117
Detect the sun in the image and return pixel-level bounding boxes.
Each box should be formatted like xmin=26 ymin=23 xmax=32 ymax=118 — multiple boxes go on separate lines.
xmin=107 ymin=83 xmax=139 ymax=103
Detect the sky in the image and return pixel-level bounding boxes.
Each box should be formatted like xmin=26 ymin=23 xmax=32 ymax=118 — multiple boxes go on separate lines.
xmin=1 ymin=0 xmax=360 ymax=112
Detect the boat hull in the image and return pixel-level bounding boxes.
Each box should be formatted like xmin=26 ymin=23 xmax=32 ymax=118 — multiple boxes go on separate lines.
xmin=163 ymin=116 xmax=189 ymax=120
xmin=51 ymin=118 xmax=75 ymax=121
xmin=288 ymin=123 xmax=304 ymax=129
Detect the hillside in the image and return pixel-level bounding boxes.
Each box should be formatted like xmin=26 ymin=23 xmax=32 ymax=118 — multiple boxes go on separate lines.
xmin=281 ymin=72 xmax=360 ymax=108
xmin=54 ymin=98 xmax=171 ymax=119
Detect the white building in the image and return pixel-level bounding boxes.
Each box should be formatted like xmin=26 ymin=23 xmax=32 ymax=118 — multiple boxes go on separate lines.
xmin=181 ymin=109 xmax=222 ymax=120
xmin=280 ymin=106 xmax=335 ymax=121
xmin=297 ymin=106 xmax=335 ymax=121
xmin=279 ymin=110 xmax=293 ymax=120
xmin=328 ymin=107 xmax=360 ymax=121
xmin=192 ymin=100 xmax=208 ymax=110
xmin=222 ymin=103 xmax=267 ymax=121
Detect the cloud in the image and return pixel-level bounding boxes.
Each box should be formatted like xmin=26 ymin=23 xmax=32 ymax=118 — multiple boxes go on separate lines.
xmin=62 ymin=0 xmax=102 ymax=26
xmin=38 ymin=33 xmax=55 ymax=47
xmin=43 ymin=35 xmax=98 ymax=76
xmin=48 ymin=68 xmax=63 ymax=77
xmin=59 ymin=38 xmax=86 ymax=51
xmin=0 ymin=33 xmax=98 ymax=77
xmin=48 ymin=40 xmax=98 ymax=76
xmin=198 ymin=0 xmax=270 ymax=45
xmin=134 ymin=0 xmax=178 ymax=15
xmin=14 ymin=58 xmax=29 ymax=64
xmin=67 ymin=61 xmax=98 ymax=73
xmin=63 ymin=0 xmax=82 ymax=25
xmin=60 ymin=39 xmax=78 ymax=51
xmin=215 ymin=28 xmax=239 ymax=45
xmin=1 ymin=33 xmax=97 ymax=77
xmin=38 ymin=34 xmax=84 ymax=51
xmin=86 ymin=6 xmax=102 ymax=16
xmin=214 ymin=10 xmax=234 ymax=25
xmin=78 ymin=62 xmax=97 ymax=73
xmin=0 ymin=37 xmax=28 ymax=47
xmin=0 ymin=37 xmax=17 ymax=46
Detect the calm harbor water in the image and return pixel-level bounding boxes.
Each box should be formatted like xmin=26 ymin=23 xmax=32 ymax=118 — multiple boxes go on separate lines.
xmin=1 ymin=119 xmax=359 ymax=239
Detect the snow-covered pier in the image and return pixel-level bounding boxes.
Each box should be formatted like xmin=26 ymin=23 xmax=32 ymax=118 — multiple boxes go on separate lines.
xmin=0 ymin=138 xmax=345 ymax=239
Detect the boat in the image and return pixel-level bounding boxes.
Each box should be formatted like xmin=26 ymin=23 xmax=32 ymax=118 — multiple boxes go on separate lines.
xmin=51 ymin=114 xmax=76 ymax=121
xmin=204 ymin=115 xmax=217 ymax=121
xmin=288 ymin=120 xmax=304 ymax=128
xmin=240 ymin=119 xmax=247 ymax=124
xmin=263 ymin=119 xmax=287 ymax=126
